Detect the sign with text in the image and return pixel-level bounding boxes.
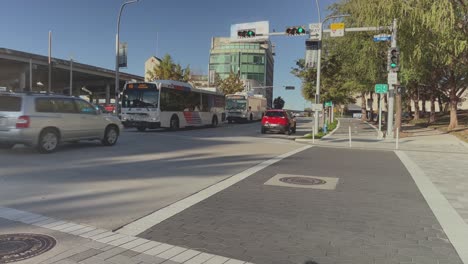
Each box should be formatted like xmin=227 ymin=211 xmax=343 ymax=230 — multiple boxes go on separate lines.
xmin=375 ymin=84 xmax=388 ymax=93
xmin=308 ymin=23 xmax=322 ymax=41
xmin=311 ymin=103 xmax=323 ymax=111
xmin=388 ymin=72 xmax=398 ymax=87
xmin=305 ymin=40 xmax=319 ymax=68
xmin=118 ymin=42 xmax=128 ymax=68
xmin=373 ymin=34 xmax=391 ymax=42
xmin=325 ymin=101 xmax=333 ymax=107
xmin=330 ymin=23 xmax=345 ymax=37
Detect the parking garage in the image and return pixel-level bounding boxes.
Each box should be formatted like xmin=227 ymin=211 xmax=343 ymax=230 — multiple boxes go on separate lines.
xmin=0 ymin=48 xmax=143 ymax=104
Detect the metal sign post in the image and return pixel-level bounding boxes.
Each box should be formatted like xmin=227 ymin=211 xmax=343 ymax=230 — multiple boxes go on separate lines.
xmin=375 ymin=84 xmax=388 ymax=138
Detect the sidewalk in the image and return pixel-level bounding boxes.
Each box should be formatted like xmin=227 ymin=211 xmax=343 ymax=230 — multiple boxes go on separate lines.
xmin=297 ymin=118 xmax=468 ymax=226
xmin=0 ymin=207 xmax=250 ymax=264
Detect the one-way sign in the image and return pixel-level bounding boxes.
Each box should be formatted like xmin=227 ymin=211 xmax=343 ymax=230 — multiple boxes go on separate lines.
xmin=309 ymin=23 xmax=322 ymax=41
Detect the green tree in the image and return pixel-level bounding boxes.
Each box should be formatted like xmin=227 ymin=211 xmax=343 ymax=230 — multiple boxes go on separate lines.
xmin=217 ymin=72 xmax=244 ymax=95
xmin=273 ymin=96 xmax=285 ymax=109
xmin=146 ymin=54 xmax=192 ymax=83
xmin=331 ymin=0 xmax=467 ymax=130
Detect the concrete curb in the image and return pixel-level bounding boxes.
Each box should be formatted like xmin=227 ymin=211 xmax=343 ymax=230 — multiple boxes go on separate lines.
xmin=448 ymin=133 xmax=468 ymax=150
xmin=295 ymin=119 xmax=341 ymax=143
xmin=322 ymin=119 xmax=341 ymax=139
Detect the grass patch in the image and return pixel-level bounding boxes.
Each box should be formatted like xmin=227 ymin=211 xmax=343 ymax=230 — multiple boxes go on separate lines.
xmin=404 ymin=110 xmax=468 ymax=143
xmin=300 ymin=119 xmax=339 ymax=140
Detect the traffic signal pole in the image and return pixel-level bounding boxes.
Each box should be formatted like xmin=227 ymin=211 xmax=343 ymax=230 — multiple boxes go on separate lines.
xmin=387 ymin=19 xmax=397 ymax=138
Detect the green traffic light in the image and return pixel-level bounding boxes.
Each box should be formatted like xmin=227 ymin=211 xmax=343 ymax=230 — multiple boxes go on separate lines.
xmin=298 ymin=27 xmax=305 ymax=34
xmin=390 ymin=63 xmax=397 ymax=68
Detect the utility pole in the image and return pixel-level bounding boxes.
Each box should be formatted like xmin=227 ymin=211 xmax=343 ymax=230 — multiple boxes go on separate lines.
xmin=48 ymin=31 xmax=52 ymax=93
xmin=387 ymin=19 xmax=397 ymax=138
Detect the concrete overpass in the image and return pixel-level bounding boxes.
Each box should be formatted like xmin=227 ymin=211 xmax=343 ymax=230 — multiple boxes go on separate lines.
xmin=0 ymin=48 xmax=143 ymax=104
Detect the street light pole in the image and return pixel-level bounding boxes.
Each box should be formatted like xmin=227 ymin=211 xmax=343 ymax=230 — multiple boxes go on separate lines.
xmin=313 ymin=13 xmax=350 ymax=134
xmin=115 ymin=0 xmax=139 ymax=114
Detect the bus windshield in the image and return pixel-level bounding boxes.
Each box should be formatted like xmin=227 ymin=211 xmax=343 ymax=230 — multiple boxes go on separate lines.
xmin=226 ymin=99 xmax=247 ymax=110
xmin=122 ymin=90 xmax=159 ymax=108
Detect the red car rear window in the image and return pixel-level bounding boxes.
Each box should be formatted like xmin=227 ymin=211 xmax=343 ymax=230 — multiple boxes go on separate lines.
xmin=265 ymin=111 xmax=285 ymax=117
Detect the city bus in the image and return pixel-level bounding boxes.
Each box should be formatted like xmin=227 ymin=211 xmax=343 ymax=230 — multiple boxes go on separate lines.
xmin=120 ymin=80 xmax=225 ymax=131
xmin=225 ymin=92 xmax=267 ymax=123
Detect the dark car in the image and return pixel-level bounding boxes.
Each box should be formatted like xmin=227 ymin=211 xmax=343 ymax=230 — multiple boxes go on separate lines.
xmin=261 ymin=109 xmax=296 ymax=135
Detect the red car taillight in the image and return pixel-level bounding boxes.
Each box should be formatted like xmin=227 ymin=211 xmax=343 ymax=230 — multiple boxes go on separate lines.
xmin=16 ymin=116 xmax=30 ymax=129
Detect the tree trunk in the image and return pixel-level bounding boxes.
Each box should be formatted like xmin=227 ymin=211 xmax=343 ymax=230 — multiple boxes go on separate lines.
xmin=413 ymin=97 xmax=420 ymax=121
xmin=448 ymin=85 xmax=458 ymax=130
xmin=429 ymin=93 xmax=436 ymax=123
xmin=369 ymin=92 xmax=374 ymax=122
xmin=361 ymin=91 xmax=367 ymax=121
xmin=407 ymin=103 xmax=412 ymax=119
xmin=422 ymin=98 xmax=427 ymax=117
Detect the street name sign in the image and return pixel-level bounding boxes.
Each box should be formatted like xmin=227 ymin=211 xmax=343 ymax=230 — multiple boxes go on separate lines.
xmin=373 ymin=34 xmax=391 ymax=42
xmin=375 ymin=84 xmax=388 ymax=93
xmin=309 ymin=23 xmax=322 ymax=41
xmin=325 ymin=101 xmax=333 ymax=107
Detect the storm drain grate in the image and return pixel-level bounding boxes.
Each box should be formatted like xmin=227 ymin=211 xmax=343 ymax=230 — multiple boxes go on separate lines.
xmin=265 ymin=174 xmax=339 ymax=190
xmin=0 ymin=233 xmax=56 ymax=263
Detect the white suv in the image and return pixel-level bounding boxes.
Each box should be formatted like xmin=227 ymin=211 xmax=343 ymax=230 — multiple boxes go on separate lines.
xmin=0 ymin=92 xmax=123 ymax=153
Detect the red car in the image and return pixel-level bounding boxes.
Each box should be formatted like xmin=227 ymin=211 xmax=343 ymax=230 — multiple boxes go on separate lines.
xmin=100 ymin=104 xmax=116 ymax=113
xmin=261 ymin=109 xmax=296 ymax=135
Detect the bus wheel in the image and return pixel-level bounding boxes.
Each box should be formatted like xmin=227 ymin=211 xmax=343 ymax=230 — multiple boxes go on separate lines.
xmin=137 ymin=127 xmax=146 ymax=132
xmin=228 ymin=119 xmax=232 ymax=124
xmin=211 ymin=116 xmax=218 ymax=127
xmin=170 ymin=115 xmax=179 ymax=131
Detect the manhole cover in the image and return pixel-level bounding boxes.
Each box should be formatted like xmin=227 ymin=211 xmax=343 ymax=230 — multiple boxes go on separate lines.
xmin=279 ymin=176 xmax=327 ymax=185
xmin=0 ymin=233 xmax=56 ymax=263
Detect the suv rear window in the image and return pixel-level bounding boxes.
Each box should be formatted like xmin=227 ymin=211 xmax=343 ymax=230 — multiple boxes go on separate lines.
xmin=265 ymin=111 xmax=285 ymax=117
xmin=0 ymin=95 xmax=22 ymax=112
xmin=36 ymin=98 xmax=56 ymax=113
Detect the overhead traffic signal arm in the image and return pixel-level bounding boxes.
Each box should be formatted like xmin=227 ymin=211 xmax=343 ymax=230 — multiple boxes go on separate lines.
xmin=237 ymin=29 xmax=256 ymax=38
xmin=286 ymin=26 xmax=307 ymax=36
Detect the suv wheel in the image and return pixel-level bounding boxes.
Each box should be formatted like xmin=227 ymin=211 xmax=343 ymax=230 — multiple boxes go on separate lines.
xmin=261 ymin=127 xmax=266 ymax=134
xmin=102 ymin=126 xmax=119 ymax=146
xmin=37 ymin=129 xmax=59 ymax=154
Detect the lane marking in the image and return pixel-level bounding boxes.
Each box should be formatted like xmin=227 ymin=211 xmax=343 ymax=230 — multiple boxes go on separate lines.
xmin=117 ymin=145 xmax=312 ymax=236
xmin=395 ymin=151 xmax=468 ymax=264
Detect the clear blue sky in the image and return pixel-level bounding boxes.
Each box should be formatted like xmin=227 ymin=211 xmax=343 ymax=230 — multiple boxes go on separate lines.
xmin=1 ymin=0 xmax=336 ymax=110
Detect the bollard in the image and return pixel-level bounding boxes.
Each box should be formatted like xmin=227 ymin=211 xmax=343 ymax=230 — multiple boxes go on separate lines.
xmin=396 ymin=128 xmax=399 ymax=150
xmin=349 ymin=126 xmax=352 ymax=148
xmin=312 ymin=127 xmax=315 ymax=144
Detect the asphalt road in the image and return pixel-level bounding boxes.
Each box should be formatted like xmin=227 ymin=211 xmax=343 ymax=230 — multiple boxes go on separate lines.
xmin=0 ymin=118 xmax=312 ymax=231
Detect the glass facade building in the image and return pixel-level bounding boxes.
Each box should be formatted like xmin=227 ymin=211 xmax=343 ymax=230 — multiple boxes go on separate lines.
xmin=209 ymin=38 xmax=274 ymax=107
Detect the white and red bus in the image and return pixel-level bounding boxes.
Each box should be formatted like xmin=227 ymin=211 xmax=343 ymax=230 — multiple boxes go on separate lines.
xmin=225 ymin=92 xmax=267 ymax=123
xmin=120 ymin=80 xmax=225 ymax=131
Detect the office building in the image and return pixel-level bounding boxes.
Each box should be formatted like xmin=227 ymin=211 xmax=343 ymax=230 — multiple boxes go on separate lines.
xmin=209 ymin=37 xmax=274 ymax=107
